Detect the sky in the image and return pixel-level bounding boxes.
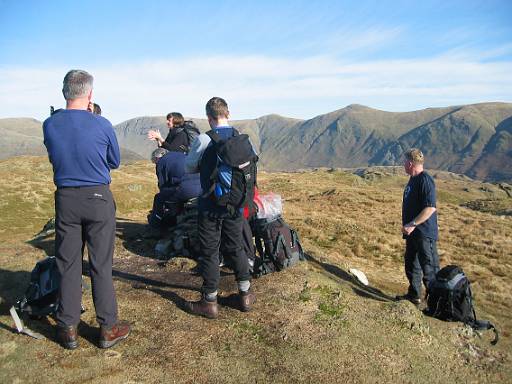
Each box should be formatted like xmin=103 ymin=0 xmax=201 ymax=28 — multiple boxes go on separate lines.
xmin=0 ymin=0 xmax=511 ymax=124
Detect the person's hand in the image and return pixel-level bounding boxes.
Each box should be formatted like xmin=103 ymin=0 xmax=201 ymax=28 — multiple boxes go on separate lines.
xmin=147 ymin=130 xmax=163 ymax=142
xmin=87 ymin=102 xmax=94 ymax=113
xmin=401 ymin=223 xmax=416 ymax=236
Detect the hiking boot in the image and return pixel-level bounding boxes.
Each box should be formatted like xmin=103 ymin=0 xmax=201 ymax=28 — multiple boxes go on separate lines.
xmin=395 ymin=293 xmax=421 ymax=305
xmin=56 ymin=325 xmax=78 ymax=350
xmin=99 ymin=321 xmax=131 ymax=349
xmin=239 ymin=290 xmax=257 ymax=312
xmin=184 ymin=296 xmax=219 ymax=319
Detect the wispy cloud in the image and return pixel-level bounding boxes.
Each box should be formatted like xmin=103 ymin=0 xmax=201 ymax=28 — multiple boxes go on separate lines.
xmin=0 ymin=49 xmax=511 ymax=124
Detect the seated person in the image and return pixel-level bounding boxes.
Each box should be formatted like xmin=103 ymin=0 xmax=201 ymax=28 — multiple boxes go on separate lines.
xmin=147 ymin=148 xmax=201 ymax=230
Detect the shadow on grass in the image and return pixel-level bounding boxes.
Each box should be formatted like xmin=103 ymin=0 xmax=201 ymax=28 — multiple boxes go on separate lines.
xmin=115 ymin=217 xmax=160 ymax=260
xmin=0 ymin=269 xmax=31 ymax=316
xmin=26 ymin=217 xmax=163 ymax=260
xmin=304 ymin=253 xmax=396 ymax=302
xmin=0 ymin=268 xmax=58 ymax=340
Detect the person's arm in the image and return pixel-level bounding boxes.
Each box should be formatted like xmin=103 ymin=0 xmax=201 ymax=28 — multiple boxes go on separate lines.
xmin=42 ymin=121 xmax=53 ymax=163
xmin=156 ymin=161 xmax=165 ymax=189
xmin=106 ymin=125 xmax=121 ymax=169
xmin=402 ymin=207 xmax=437 ymax=235
xmin=185 ymin=133 xmax=211 ymax=173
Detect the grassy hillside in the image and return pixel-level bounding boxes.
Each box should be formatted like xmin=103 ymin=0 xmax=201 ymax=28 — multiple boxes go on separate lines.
xmin=0 ymin=157 xmax=511 ymax=383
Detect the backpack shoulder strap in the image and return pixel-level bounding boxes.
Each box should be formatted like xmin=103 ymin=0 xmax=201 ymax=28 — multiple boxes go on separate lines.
xmin=206 ymin=130 xmax=222 ymax=144
xmin=464 ymin=284 xmax=499 ymax=345
xmin=465 ymin=317 xmax=499 ymax=345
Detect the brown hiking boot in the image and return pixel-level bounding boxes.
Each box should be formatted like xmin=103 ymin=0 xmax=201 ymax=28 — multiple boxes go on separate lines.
xmin=99 ymin=321 xmax=131 ymax=349
xmin=239 ymin=290 xmax=256 ymax=312
xmin=55 ymin=325 xmax=78 ymax=350
xmin=184 ymin=296 xmax=219 ymax=319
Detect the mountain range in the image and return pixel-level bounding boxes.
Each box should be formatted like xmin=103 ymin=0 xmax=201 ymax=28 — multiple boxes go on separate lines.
xmin=2 ymin=102 xmax=511 ymax=181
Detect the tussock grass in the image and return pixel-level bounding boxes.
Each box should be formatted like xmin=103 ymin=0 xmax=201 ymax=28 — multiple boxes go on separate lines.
xmin=0 ymin=157 xmax=511 ymax=383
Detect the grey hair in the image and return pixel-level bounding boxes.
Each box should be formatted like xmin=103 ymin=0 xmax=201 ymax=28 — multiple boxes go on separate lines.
xmin=151 ymin=148 xmax=168 ymax=163
xmin=62 ymin=70 xmax=93 ymax=100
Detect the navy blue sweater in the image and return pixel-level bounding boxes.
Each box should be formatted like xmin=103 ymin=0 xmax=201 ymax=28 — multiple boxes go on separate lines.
xmin=43 ymin=109 xmax=120 ymax=187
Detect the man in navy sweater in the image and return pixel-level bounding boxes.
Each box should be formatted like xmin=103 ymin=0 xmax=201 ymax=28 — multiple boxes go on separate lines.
xmin=43 ymin=69 xmax=130 ymax=349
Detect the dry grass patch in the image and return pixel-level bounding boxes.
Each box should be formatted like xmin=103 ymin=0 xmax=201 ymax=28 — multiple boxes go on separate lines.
xmin=0 ymin=158 xmax=511 ymax=383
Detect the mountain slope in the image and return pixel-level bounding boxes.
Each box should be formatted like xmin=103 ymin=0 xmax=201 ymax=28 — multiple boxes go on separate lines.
xmin=258 ymin=103 xmax=512 ymax=181
xmin=0 ymin=117 xmax=143 ymax=162
xmin=0 ymin=118 xmax=46 ymax=160
xmin=2 ymin=102 xmax=512 ymax=181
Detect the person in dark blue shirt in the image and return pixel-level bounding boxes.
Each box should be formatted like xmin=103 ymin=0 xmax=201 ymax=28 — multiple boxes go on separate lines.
xmin=147 ymin=148 xmax=201 ymax=230
xmin=43 ymin=69 xmax=130 ymax=350
xmin=397 ymin=148 xmax=440 ymax=305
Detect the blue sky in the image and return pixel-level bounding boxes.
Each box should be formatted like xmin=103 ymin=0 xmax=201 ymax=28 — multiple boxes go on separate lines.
xmin=1 ymin=0 xmax=511 ymax=123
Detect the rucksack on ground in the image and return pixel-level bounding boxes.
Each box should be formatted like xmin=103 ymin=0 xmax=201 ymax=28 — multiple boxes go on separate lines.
xmin=252 ymin=216 xmax=305 ymax=277
xmin=425 ymin=265 xmax=499 ymax=344
xmin=203 ymin=129 xmax=258 ymax=214
xmin=10 ymin=256 xmax=60 ymax=339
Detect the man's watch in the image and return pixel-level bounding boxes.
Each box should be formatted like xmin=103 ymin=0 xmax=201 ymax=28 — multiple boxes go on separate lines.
xmin=412 ymin=220 xmax=417 ymax=226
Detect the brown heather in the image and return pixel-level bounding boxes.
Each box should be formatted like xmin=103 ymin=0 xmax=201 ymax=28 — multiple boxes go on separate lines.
xmin=0 ymin=157 xmax=511 ymax=383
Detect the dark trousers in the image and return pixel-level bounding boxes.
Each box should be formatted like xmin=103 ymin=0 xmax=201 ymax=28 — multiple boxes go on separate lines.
xmin=404 ymin=236 xmax=440 ymax=299
xmin=198 ymin=211 xmax=250 ymax=294
xmin=148 ymin=187 xmax=180 ymax=228
xmin=54 ymin=185 xmax=118 ymax=327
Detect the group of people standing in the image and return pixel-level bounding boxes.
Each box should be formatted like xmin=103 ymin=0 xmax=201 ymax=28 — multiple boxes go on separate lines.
xmin=42 ymin=69 xmax=439 ymax=350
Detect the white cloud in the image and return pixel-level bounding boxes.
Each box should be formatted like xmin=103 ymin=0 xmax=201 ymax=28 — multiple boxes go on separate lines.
xmin=0 ymin=52 xmax=511 ymax=124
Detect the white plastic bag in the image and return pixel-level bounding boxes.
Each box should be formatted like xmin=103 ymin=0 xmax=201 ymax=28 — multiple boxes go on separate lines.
xmin=256 ymin=193 xmax=282 ymax=220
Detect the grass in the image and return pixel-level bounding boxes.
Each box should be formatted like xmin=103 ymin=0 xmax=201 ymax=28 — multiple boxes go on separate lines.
xmin=0 ymin=157 xmax=511 ymax=383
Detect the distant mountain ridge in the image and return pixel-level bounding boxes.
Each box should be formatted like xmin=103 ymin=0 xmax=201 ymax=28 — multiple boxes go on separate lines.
xmin=1 ymin=102 xmax=511 ymax=181
xmin=0 ymin=118 xmax=143 ymax=162
xmin=112 ymin=102 xmax=512 ymax=182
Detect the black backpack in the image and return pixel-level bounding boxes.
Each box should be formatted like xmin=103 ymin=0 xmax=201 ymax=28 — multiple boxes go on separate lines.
xmin=18 ymin=256 xmax=60 ymax=318
xmin=252 ymin=216 xmax=305 ymax=277
xmin=425 ymin=265 xmax=499 ymax=344
xmin=10 ymin=256 xmax=60 ymax=339
xmin=175 ymin=121 xmax=200 ymax=152
xmin=202 ymin=129 xmax=258 ymax=214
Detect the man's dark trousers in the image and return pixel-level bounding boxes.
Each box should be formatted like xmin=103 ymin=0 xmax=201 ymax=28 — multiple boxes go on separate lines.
xmin=198 ymin=211 xmax=250 ymax=294
xmin=404 ymin=235 xmax=440 ymax=299
xmin=54 ymin=185 xmax=118 ymax=327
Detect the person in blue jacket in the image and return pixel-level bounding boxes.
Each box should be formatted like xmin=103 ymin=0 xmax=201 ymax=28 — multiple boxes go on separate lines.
xmin=147 ymin=148 xmax=201 ymax=230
